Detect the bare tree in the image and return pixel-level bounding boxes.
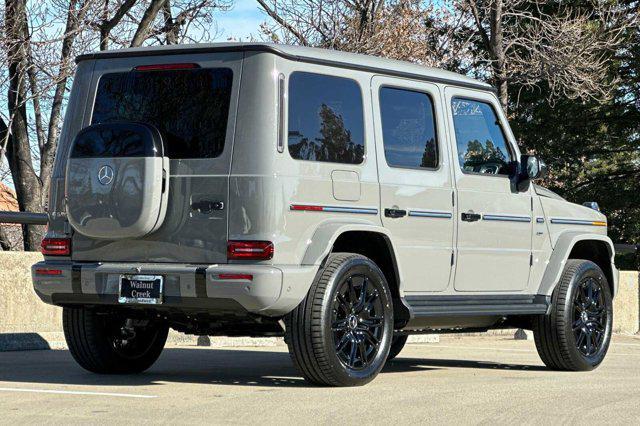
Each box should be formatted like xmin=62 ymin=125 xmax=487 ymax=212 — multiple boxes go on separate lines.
xmin=1 ymin=0 xmax=232 ymax=250
xmin=257 ymin=0 xmax=473 ymax=70
xmin=257 ymin=0 xmax=633 ymax=111
xmin=461 ymin=0 xmax=631 ymax=110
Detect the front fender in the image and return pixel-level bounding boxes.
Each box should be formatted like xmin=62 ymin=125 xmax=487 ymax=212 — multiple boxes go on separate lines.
xmin=538 ymin=231 xmax=617 ymax=297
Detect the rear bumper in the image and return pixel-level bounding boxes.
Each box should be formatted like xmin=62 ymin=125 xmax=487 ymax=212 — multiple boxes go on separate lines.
xmin=32 ymin=261 xmax=317 ymax=317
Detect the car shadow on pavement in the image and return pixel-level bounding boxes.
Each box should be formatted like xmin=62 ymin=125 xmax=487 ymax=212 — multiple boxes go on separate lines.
xmin=0 ymin=348 xmax=310 ymax=388
xmin=385 ymin=357 xmax=548 ymax=372
xmin=0 ymin=347 xmax=546 ymax=389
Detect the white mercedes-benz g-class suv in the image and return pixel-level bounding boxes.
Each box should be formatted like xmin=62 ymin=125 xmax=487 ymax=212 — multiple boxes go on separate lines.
xmin=33 ymin=43 xmax=617 ymax=387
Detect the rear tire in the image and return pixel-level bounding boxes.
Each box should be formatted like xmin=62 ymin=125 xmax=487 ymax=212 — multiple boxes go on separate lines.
xmin=533 ymin=259 xmax=613 ymax=371
xmin=387 ymin=335 xmax=408 ymax=361
xmin=285 ymin=253 xmax=394 ymax=386
xmin=63 ymin=307 xmax=169 ymax=374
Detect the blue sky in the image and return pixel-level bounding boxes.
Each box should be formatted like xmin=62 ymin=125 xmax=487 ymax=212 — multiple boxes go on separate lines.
xmin=213 ymin=0 xmax=266 ymax=41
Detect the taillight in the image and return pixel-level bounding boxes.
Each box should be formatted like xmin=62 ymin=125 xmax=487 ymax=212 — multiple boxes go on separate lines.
xmin=227 ymin=241 xmax=273 ymax=261
xmin=35 ymin=268 xmax=63 ymax=276
xmin=41 ymin=238 xmax=71 ymax=256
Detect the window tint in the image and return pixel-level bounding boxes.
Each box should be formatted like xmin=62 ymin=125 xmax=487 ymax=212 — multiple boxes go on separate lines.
xmin=92 ymin=68 xmax=233 ymax=159
xmin=451 ymin=98 xmax=513 ymax=175
xmin=379 ymin=87 xmax=438 ymax=169
xmin=288 ymin=72 xmax=364 ymax=164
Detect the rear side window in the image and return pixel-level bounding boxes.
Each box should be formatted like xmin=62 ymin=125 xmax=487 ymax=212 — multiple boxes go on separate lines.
xmin=92 ymin=67 xmax=233 ymax=159
xmin=379 ymin=87 xmax=438 ymax=169
xmin=451 ymin=98 xmax=513 ymax=175
xmin=288 ymin=72 xmax=365 ymax=164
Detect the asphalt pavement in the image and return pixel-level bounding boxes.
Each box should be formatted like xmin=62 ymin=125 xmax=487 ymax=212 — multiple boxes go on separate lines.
xmin=0 ymin=335 xmax=639 ymax=425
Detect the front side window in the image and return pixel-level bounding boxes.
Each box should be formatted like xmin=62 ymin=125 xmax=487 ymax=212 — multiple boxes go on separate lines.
xmin=451 ymin=98 xmax=513 ymax=175
xmin=379 ymin=87 xmax=438 ymax=169
xmin=288 ymin=72 xmax=365 ymax=164
xmin=92 ymin=67 xmax=233 ymax=159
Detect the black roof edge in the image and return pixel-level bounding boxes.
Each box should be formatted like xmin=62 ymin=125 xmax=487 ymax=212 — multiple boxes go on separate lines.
xmin=75 ymin=44 xmax=496 ymax=93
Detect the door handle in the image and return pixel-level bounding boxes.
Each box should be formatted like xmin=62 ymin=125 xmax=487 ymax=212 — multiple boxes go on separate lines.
xmin=461 ymin=212 xmax=481 ymax=222
xmin=384 ymin=208 xmax=407 ymax=219
xmin=191 ymin=200 xmax=224 ymax=214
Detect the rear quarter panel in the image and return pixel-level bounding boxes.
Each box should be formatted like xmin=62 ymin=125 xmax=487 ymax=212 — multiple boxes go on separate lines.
xmin=228 ymin=52 xmax=382 ymax=266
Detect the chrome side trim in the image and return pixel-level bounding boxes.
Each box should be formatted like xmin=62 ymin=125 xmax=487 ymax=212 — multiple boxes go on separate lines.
xmin=322 ymin=206 xmax=378 ymax=215
xmin=482 ymin=214 xmax=532 ymax=223
xmin=408 ymin=210 xmax=453 ymax=219
xmin=290 ymin=204 xmax=379 ymax=215
xmin=536 ymin=217 xmax=545 ymax=223
xmin=549 ymin=218 xmax=606 ymax=226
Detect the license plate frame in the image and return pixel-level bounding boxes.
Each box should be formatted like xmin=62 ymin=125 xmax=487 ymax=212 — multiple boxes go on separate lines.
xmin=118 ymin=274 xmax=164 ymax=305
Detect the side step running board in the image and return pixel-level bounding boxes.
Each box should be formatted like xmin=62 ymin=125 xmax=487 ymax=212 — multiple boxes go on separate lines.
xmin=404 ymin=294 xmax=550 ymax=317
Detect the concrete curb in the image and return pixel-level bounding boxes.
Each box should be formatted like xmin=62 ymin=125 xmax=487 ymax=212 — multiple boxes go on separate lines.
xmin=0 ymin=331 xmax=440 ymax=352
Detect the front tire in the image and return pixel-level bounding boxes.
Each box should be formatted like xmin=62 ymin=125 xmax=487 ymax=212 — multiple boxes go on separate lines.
xmin=285 ymin=253 xmax=394 ymax=386
xmin=533 ymin=259 xmax=613 ymax=371
xmin=63 ymin=307 xmax=169 ymax=374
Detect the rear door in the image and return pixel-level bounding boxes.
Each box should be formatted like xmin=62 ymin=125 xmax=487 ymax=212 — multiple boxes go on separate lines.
xmin=444 ymin=87 xmax=533 ymax=292
xmin=70 ymin=52 xmax=242 ymax=263
xmin=372 ymin=76 xmax=454 ymax=293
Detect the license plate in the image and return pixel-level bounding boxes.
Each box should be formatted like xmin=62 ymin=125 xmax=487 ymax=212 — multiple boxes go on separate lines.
xmin=119 ymin=275 xmax=163 ymax=305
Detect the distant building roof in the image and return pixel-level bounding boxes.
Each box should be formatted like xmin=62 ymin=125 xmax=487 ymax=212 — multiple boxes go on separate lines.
xmin=0 ymin=183 xmax=18 ymax=212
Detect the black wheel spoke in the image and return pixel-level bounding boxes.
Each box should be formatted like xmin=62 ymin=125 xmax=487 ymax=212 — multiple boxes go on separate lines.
xmin=354 ymin=278 xmax=368 ymax=313
xmin=348 ymin=339 xmax=358 ymax=366
xmin=335 ymin=333 xmax=350 ymax=353
xmin=362 ymin=316 xmax=383 ymax=329
xmin=572 ymin=319 xmax=582 ymax=331
xmin=363 ymin=329 xmax=379 ymax=346
xmin=573 ymin=276 xmax=608 ymax=358
xmin=337 ymin=293 xmax=350 ymax=313
xmin=331 ymin=272 xmax=386 ymax=371
xmin=348 ymin=278 xmax=358 ymax=305
xmin=357 ymin=338 xmax=368 ymax=366
xmin=332 ymin=319 xmax=348 ymax=332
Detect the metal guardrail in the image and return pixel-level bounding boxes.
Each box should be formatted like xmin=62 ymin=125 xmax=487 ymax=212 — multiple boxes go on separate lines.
xmin=0 ymin=211 xmax=49 ymax=225
xmin=615 ymin=244 xmax=639 ymax=254
xmin=0 ymin=210 xmax=638 ymax=252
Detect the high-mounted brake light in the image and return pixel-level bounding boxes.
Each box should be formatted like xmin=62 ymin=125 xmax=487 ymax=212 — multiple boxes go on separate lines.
xmin=41 ymin=238 xmax=71 ymax=256
xmin=134 ymin=63 xmax=200 ymax=71
xmin=227 ymin=241 xmax=274 ymax=261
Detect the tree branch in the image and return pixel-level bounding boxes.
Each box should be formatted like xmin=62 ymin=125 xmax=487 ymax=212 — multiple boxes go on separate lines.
xmin=130 ymin=0 xmax=169 ymax=47
xmin=256 ymin=0 xmax=310 ymax=45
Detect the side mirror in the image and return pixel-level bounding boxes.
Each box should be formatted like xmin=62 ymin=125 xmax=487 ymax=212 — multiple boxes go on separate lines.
xmin=515 ymin=155 xmax=547 ymax=191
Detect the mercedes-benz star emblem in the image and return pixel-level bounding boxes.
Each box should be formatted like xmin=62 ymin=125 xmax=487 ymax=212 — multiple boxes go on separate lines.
xmin=97 ymin=165 xmax=115 ymax=186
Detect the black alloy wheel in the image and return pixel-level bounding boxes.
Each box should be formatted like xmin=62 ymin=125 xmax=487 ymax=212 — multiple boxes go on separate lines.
xmin=331 ymin=273 xmax=385 ymax=370
xmin=533 ymin=259 xmax=613 ymax=371
xmin=285 ymin=253 xmax=394 ymax=386
xmin=572 ymin=276 xmax=607 ymax=357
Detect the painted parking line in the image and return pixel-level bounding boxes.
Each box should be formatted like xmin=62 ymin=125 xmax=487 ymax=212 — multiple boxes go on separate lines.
xmin=429 ymin=344 xmax=640 ymax=357
xmin=0 ymin=387 xmax=157 ymax=399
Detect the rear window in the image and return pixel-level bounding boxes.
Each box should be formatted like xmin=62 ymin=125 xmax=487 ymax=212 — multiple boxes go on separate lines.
xmin=92 ymin=67 xmax=233 ymax=159
xmin=288 ymin=72 xmax=365 ymax=164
